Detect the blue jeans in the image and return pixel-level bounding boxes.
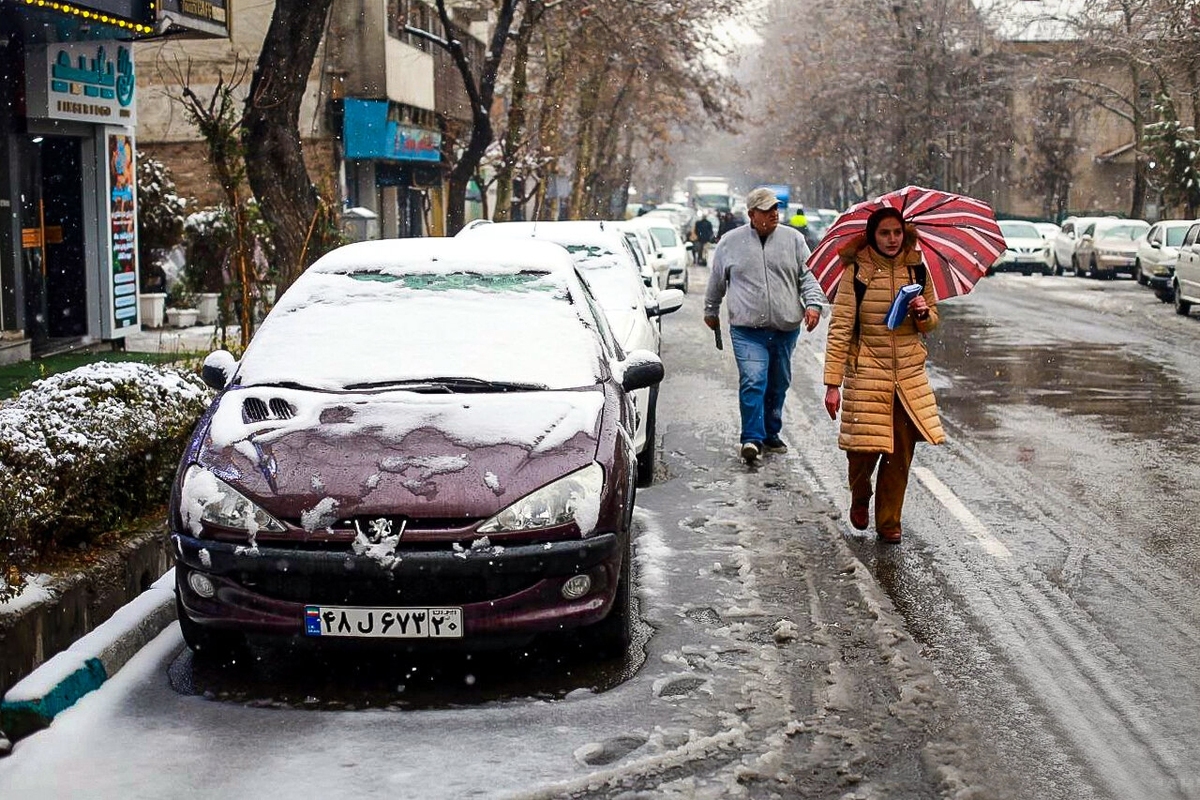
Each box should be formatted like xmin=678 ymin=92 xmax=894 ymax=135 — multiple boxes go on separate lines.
xmin=729 ymin=326 xmax=800 ymax=444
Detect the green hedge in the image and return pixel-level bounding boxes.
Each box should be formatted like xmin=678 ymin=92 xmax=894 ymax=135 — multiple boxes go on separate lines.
xmin=0 ymin=363 xmax=210 ymax=601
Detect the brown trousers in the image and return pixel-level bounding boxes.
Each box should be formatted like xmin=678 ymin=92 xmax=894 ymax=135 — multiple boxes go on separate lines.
xmin=847 ymin=395 xmax=921 ymax=534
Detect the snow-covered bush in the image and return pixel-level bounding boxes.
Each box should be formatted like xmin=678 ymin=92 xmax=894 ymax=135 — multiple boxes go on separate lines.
xmin=136 ymin=154 xmax=188 ymax=294
xmin=0 ymin=363 xmax=211 ymax=600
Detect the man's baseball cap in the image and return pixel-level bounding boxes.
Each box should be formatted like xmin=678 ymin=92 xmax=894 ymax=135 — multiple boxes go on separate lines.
xmin=746 ymin=187 xmax=781 ymax=212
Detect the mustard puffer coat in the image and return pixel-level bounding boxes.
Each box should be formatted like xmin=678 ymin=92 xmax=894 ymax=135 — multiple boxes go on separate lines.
xmin=822 ymin=231 xmax=946 ymax=452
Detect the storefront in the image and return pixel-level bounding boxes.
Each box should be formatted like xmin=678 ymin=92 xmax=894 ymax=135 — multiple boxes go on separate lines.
xmin=0 ymin=0 xmax=226 ymax=360
xmin=342 ymin=97 xmax=444 ymax=239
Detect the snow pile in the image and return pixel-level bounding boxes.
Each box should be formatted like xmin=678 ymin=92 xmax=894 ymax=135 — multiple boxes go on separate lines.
xmin=0 ymin=362 xmax=210 ymax=600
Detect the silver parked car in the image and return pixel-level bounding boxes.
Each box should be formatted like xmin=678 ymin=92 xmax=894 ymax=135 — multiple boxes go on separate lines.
xmin=1072 ymin=219 xmax=1149 ymax=278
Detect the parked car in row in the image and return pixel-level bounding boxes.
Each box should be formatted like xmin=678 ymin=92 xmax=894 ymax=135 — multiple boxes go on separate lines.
xmin=616 ymin=220 xmax=668 ymax=290
xmin=993 ymin=220 xmax=1053 ymax=275
xmin=627 ymin=215 xmax=691 ymax=292
xmin=1172 ymin=222 xmax=1200 ymax=315
xmin=1073 ymin=219 xmax=1149 ymax=278
xmin=1033 ymin=221 xmax=1061 ymax=242
xmin=1134 ymin=219 xmax=1193 ymax=297
xmin=173 ymin=238 xmax=665 ymax=657
xmin=458 ymin=220 xmax=683 ymax=485
xmin=1052 ymin=216 xmax=1113 ymax=276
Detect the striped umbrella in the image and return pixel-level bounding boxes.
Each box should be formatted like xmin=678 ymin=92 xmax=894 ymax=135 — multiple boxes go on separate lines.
xmin=807 ymin=186 xmax=1006 ymax=300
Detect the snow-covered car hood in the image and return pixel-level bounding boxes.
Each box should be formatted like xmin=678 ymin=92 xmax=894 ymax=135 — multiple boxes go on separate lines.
xmin=1004 ymin=236 xmax=1046 ymax=249
xmin=195 ymin=386 xmax=606 ymax=523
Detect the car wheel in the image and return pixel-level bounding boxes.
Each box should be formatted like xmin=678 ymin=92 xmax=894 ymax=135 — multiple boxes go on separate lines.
xmin=680 ymin=265 xmax=689 ymax=294
xmin=1134 ymin=260 xmax=1145 ymax=285
xmin=1073 ymin=256 xmax=1084 ymax=277
xmin=1175 ymin=282 xmax=1192 ymax=316
xmin=176 ymin=591 xmax=247 ymax=662
xmin=592 ymin=536 xmax=633 ymax=658
xmin=635 ymin=386 xmax=658 ymax=488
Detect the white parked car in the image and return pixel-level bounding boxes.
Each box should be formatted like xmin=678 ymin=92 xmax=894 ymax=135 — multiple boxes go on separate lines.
xmin=1172 ymin=221 xmax=1200 ymax=315
xmin=1052 ymin=216 xmax=1112 ymax=276
xmin=1134 ymin=219 xmax=1193 ymax=293
xmin=1033 ymin=221 xmax=1061 ymax=241
xmin=458 ymin=220 xmax=684 ymax=485
xmin=1073 ymin=218 xmax=1149 ymax=278
xmin=616 ymin=220 xmax=667 ymax=291
xmin=993 ymin=220 xmax=1053 ymax=275
xmin=628 ymin=216 xmax=691 ymax=292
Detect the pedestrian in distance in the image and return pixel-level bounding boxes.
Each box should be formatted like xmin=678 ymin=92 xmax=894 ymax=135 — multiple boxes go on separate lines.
xmin=822 ymin=206 xmax=946 ymax=543
xmin=705 ymin=187 xmax=827 ymax=464
xmin=692 ymin=213 xmax=715 ymax=266
xmin=788 ymin=205 xmax=819 ymax=250
xmin=716 ymin=210 xmax=738 ymax=241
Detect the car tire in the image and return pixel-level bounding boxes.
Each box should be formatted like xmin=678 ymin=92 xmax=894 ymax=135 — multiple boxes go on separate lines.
xmin=1073 ymin=256 xmax=1084 ymax=277
xmin=1134 ymin=260 xmax=1145 ymax=285
xmin=635 ymin=386 xmax=658 ymax=488
xmin=176 ymin=591 xmax=247 ymax=662
xmin=592 ymin=536 xmax=633 ymax=658
xmin=1175 ymin=282 xmax=1192 ymax=316
xmin=680 ymin=265 xmax=689 ymax=294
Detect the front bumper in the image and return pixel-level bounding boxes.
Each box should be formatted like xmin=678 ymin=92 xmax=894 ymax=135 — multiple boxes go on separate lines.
xmin=173 ymin=531 xmax=622 ymax=641
xmin=1095 ymin=254 xmax=1136 ymax=274
xmin=992 ymin=254 xmax=1051 ymax=273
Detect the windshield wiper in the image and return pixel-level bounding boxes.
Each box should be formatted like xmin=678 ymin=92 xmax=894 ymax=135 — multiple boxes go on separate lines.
xmin=342 ymin=378 xmax=544 ymax=393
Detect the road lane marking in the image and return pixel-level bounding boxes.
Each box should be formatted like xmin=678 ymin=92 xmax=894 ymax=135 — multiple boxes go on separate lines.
xmin=912 ymin=466 xmax=1013 ymax=560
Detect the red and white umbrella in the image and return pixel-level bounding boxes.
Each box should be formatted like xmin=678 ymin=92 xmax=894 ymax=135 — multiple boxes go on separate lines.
xmin=807 ymin=186 xmax=1006 ymax=300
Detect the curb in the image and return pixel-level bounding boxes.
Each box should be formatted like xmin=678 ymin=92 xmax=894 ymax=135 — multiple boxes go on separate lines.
xmin=0 ymin=569 xmax=177 ymax=744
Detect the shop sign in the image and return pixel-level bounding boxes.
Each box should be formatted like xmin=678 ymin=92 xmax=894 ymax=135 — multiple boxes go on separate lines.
xmin=343 ymin=98 xmax=441 ymax=163
xmin=157 ymin=0 xmax=230 ymax=37
xmin=26 ymin=42 xmax=137 ymax=127
xmin=107 ymin=133 xmax=139 ymax=329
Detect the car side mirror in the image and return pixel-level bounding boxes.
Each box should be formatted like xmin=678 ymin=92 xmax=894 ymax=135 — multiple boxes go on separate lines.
xmin=202 ymin=349 xmax=238 ymax=391
xmin=1151 ymin=240 xmax=1162 ymax=249
xmin=620 ymin=350 xmax=664 ymax=392
xmin=647 ymin=288 xmax=685 ymax=318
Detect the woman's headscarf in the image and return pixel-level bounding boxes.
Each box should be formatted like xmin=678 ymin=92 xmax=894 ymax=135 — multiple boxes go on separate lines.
xmin=865 ymin=207 xmax=906 ymax=257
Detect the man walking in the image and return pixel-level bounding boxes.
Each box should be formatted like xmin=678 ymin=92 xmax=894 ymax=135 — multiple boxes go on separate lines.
xmin=692 ymin=213 xmax=715 ymax=266
xmin=704 ymin=187 xmax=826 ymax=463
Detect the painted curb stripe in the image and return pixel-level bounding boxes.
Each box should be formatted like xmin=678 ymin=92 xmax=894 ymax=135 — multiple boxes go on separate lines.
xmin=0 ymin=657 xmax=108 ymax=736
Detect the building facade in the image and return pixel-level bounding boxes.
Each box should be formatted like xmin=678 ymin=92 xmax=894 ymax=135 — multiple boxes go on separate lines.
xmin=0 ymin=0 xmax=227 ymax=362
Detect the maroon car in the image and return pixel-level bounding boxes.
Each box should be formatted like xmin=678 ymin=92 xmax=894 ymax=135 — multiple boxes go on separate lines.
xmin=171 ymin=238 xmax=663 ymax=657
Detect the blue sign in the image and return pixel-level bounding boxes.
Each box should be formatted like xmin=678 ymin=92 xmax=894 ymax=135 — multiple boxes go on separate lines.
xmin=343 ymin=98 xmax=442 ymax=163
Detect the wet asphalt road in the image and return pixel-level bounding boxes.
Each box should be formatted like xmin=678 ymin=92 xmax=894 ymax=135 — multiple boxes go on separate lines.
xmin=788 ymin=272 xmax=1200 ymax=800
xmin=6 ymin=269 xmax=1199 ymax=799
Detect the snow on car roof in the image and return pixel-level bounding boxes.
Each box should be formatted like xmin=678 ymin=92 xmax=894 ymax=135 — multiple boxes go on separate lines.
xmin=236 ymin=238 xmax=608 ymax=391
xmin=307 ymin=236 xmax=578 ymax=277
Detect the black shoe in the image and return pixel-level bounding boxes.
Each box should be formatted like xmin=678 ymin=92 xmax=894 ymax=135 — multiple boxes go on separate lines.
xmin=740 ymin=441 xmax=762 ymax=463
xmin=763 ymin=437 xmax=788 ymax=453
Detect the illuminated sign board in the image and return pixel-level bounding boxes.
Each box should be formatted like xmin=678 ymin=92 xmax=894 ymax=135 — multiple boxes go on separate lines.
xmin=25 ymin=42 xmax=137 ymax=127
xmin=157 ymin=0 xmax=230 ymax=37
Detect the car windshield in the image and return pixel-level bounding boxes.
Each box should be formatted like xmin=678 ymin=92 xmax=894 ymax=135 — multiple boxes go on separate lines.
xmin=1097 ymin=223 xmax=1149 ymax=241
xmin=237 ymin=270 xmax=605 ymax=391
xmin=1166 ymin=226 xmax=1189 ymax=247
xmin=1000 ymin=221 xmax=1040 ymax=239
xmin=649 ymin=227 xmax=679 ymax=248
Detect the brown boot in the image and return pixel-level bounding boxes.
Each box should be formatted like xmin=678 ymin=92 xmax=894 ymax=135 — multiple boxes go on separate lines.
xmin=877 ymin=527 xmax=902 ymax=543
xmin=849 ymin=504 xmax=869 ymax=530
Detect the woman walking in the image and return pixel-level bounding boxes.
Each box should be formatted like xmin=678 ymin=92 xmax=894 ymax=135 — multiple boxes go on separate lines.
xmin=822 ymin=207 xmax=945 ymax=543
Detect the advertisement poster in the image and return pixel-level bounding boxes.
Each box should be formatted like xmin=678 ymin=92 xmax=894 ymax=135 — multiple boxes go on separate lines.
xmin=108 ymin=132 xmax=139 ymax=329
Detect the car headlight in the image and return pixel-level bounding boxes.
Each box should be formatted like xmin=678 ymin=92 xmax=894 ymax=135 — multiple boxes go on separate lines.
xmin=180 ymin=465 xmax=286 ymax=535
xmin=478 ymin=463 xmax=604 ymax=534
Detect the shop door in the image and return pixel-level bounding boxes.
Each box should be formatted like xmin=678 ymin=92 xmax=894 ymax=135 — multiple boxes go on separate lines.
xmin=21 ymin=136 xmax=87 ymax=346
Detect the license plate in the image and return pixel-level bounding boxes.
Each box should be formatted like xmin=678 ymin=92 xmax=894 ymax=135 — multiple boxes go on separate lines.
xmin=304 ymin=605 xmax=463 ymax=639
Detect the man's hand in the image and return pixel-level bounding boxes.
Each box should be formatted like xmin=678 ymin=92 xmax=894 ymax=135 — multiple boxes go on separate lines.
xmin=704 ymin=315 xmax=720 ymax=331
xmin=804 ymin=306 xmax=820 ymax=332
xmin=824 ymin=385 xmax=841 ymax=420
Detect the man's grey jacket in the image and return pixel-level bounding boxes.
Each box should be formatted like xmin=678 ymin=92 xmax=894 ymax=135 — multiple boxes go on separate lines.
xmin=704 ymin=223 xmax=827 ymax=331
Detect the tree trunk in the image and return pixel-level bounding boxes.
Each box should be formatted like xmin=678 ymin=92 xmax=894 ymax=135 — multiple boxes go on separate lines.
xmin=244 ymin=0 xmax=334 ymax=291
xmin=494 ymin=5 xmax=538 ymax=222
